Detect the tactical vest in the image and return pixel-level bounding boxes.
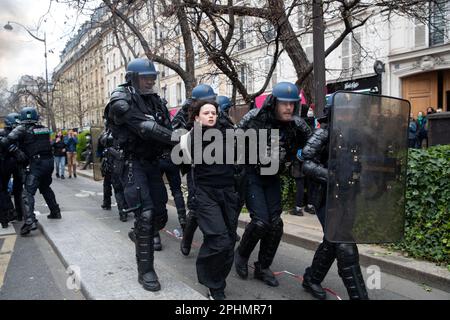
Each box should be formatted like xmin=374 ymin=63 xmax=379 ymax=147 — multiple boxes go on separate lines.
xmin=22 ymin=125 xmax=53 ymax=158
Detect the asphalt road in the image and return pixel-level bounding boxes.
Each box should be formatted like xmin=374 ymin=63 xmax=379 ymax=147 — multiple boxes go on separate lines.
xmin=0 ymin=222 xmax=84 ymax=300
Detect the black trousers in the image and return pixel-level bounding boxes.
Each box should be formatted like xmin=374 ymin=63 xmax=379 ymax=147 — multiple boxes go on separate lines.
xmin=159 ymin=158 xmax=186 ymax=213
xmin=0 ymin=162 xmax=9 ymax=224
xmin=0 ymin=158 xmax=23 ymax=218
xmin=121 ymin=159 xmax=168 ymax=275
xmin=23 ymin=158 xmax=59 ymax=224
xmin=103 ymin=172 xmax=127 ymax=212
xmin=195 ymin=184 xmax=239 ymax=291
xmin=295 ymin=177 xmax=305 ymax=208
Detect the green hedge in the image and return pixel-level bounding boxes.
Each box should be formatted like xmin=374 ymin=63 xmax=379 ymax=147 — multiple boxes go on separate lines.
xmin=281 ymin=173 xmax=297 ymax=212
xmin=280 ymin=145 xmax=450 ymax=267
xmin=390 ymin=145 xmax=450 ymax=266
xmin=76 ymin=130 xmax=90 ymax=161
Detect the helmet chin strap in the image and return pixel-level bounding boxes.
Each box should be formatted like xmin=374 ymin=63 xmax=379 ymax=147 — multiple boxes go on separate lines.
xmin=139 ymin=87 xmax=156 ymax=95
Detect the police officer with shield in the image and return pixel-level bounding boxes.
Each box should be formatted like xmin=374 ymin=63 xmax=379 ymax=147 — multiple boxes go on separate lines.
xmin=0 ymin=107 xmax=61 ymax=236
xmin=106 ymin=58 xmax=176 ymax=291
xmin=299 ymin=102 xmax=369 ymax=300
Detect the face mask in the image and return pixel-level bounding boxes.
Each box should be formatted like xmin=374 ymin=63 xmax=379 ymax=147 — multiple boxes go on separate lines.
xmin=307 ymin=110 xmax=314 ymax=117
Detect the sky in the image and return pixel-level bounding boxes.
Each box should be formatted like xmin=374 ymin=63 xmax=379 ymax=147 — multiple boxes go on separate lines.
xmin=0 ymin=0 xmax=97 ymax=88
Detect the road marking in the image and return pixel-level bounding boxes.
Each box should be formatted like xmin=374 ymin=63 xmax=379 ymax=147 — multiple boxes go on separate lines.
xmin=0 ymin=224 xmax=16 ymax=236
xmin=0 ymin=235 xmax=17 ymax=289
xmin=75 ymin=190 xmax=97 ymax=198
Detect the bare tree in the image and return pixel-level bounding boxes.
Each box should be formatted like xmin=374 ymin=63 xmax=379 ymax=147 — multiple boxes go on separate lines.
xmin=182 ymin=1 xmax=283 ymax=104
xmin=5 ymin=75 xmax=58 ymax=130
xmin=180 ymin=0 xmax=445 ymax=104
xmin=100 ymin=0 xmax=198 ymax=97
xmin=0 ymin=77 xmax=10 ymax=116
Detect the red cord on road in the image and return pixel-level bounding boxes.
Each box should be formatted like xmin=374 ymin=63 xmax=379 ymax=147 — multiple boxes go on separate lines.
xmin=163 ymin=228 xmax=342 ymax=300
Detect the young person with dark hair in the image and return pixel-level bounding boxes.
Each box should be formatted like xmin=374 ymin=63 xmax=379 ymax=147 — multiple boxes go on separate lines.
xmin=180 ymin=100 xmax=240 ymax=300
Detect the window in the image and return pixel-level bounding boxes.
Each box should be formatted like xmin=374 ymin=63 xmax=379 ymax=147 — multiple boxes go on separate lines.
xmin=263 ymin=22 xmax=276 ymax=41
xmin=162 ymin=85 xmax=167 ymax=99
xmin=414 ymin=17 xmax=427 ymax=48
xmin=342 ymin=37 xmax=350 ymax=75
xmin=430 ymin=0 xmax=450 ymax=46
xmin=238 ymin=18 xmax=246 ymax=50
xmin=240 ymin=65 xmax=247 ymax=89
xmin=341 ymin=33 xmax=361 ymax=76
xmin=210 ymin=30 xmax=217 ymax=48
xmin=113 ymin=54 xmax=116 ymax=69
xmin=179 ymin=45 xmax=185 ymax=69
xmin=176 ymin=82 xmax=182 ymax=105
xmin=297 ymin=5 xmax=304 ymax=30
xmin=194 ymin=39 xmax=200 ymax=66
xmin=352 ymin=33 xmax=362 ymax=75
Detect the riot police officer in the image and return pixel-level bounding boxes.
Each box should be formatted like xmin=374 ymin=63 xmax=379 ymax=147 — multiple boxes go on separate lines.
xmin=0 ymin=113 xmax=25 ymax=223
xmin=97 ymin=125 xmax=128 ymax=222
xmin=299 ymin=103 xmax=369 ymax=300
xmin=0 ymin=107 xmax=61 ymax=236
xmin=234 ymin=82 xmax=311 ymax=287
xmin=217 ymin=95 xmax=235 ymax=129
xmin=106 ymin=58 xmax=176 ymax=291
xmin=176 ymin=84 xmax=217 ymax=256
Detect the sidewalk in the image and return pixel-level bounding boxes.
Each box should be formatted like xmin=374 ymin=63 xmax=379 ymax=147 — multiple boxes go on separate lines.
xmin=75 ymin=167 xmax=450 ymax=293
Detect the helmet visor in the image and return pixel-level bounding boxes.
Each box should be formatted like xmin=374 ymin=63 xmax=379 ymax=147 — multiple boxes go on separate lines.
xmin=138 ymin=74 xmax=157 ymax=94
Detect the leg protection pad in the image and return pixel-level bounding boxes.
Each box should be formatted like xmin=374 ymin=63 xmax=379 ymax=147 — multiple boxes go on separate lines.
xmin=258 ymin=216 xmax=283 ymax=269
xmin=237 ymin=218 xmax=269 ymax=259
xmin=336 ymin=243 xmax=369 ymax=300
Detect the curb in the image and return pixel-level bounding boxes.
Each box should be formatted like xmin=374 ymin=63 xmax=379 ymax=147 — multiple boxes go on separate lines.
xmin=38 ymin=223 xmax=93 ymax=300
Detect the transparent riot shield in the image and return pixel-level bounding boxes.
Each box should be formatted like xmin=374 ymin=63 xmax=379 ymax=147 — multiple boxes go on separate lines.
xmin=325 ymin=91 xmax=410 ymax=243
xmin=90 ymin=126 xmax=104 ymax=181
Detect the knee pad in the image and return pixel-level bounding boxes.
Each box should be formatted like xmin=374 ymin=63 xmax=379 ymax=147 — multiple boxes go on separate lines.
xmin=154 ymin=212 xmax=168 ymax=231
xmin=139 ymin=210 xmax=154 ymax=225
xmin=270 ymin=216 xmax=283 ymax=233
xmin=336 ymin=243 xmax=359 ymax=266
xmin=251 ymin=218 xmax=270 ymax=238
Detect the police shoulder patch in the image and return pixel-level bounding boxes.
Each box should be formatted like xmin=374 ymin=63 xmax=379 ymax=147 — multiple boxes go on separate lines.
xmin=33 ymin=128 xmax=50 ymax=135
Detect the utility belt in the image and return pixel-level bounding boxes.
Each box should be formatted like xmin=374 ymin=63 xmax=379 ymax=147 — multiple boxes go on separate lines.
xmin=31 ymin=153 xmax=52 ymax=160
xmin=108 ymin=147 xmax=125 ymax=176
xmin=158 ymin=152 xmax=170 ymax=160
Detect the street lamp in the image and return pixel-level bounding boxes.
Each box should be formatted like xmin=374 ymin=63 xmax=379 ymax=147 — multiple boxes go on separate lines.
xmin=3 ymin=21 xmax=51 ymax=129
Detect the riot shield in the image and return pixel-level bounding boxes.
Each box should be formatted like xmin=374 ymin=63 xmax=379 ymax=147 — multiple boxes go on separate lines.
xmin=325 ymin=91 xmax=410 ymax=243
xmin=90 ymin=126 xmax=104 ymax=181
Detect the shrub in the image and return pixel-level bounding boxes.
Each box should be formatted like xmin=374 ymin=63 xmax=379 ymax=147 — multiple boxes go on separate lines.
xmin=281 ymin=173 xmax=297 ymax=212
xmin=76 ymin=130 xmax=90 ymax=161
xmin=390 ymin=145 xmax=450 ymax=266
xmin=280 ymin=145 xmax=450 ymax=266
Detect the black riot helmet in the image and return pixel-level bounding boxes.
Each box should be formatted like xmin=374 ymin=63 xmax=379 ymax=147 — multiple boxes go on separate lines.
xmin=191 ymin=84 xmax=217 ymax=102
xmin=5 ymin=112 xmax=20 ymax=128
xmin=125 ymin=58 xmax=159 ymax=95
xmin=20 ymin=106 xmax=39 ymax=124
